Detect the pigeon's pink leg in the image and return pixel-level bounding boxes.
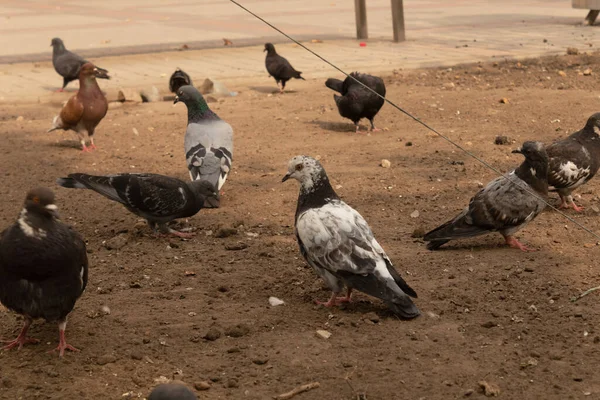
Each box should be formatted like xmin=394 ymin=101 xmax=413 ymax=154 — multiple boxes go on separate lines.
xmin=335 ymin=288 xmax=353 ymax=303
xmin=81 ymin=145 xmax=92 ymax=153
xmin=558 ymin=194 xmax=584 ymax=212
xmin=167 ymin=227 xmax=195 ymax=238
xmin=371 ymin=128 xmax=382 ymax=133
xmin=54 ymin=88 xmax=64 ymax=93
xmin=315 ymin=292 xmax=339 ymax=307
xmin=89 ymin=137 xmax=97 ymax=151
xmin=504 ymin=236 xmax=536 ymax=252
xmin=48 ymin=321 xmax=78 ymax=357
xmin=2 ymin=318 xmax=39 ymax=351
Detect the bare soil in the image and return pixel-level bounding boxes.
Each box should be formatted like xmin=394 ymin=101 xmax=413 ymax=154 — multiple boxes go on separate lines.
xmin=0 ymin=53 xmax=600 ymax=400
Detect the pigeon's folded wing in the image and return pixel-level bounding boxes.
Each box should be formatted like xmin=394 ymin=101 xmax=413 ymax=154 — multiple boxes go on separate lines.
xmin=548 ymin=141 xmax=592 ymax=189
xmin=113 ymin=174 xmax=190 ymax=217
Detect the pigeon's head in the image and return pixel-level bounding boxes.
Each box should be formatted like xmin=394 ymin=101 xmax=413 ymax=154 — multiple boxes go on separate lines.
xmin=512 ymin=141 xmax=548 ymax=163
xmin=24 ymin=187 xmax=59 ymax=219
xmin=585 ymin=112 xmax=600 ymax=133
xmin=282 ymin=155 xmax=326 ymax=189
xmin=264 ymin=43 xmax=276 ymax=54
xmin=173 ymin=85 xmax=204 ymax=106
xmin=191 ymin=180 xmax=219 ymax=200
xmin=50 ymin=37 xmax=65 ymax=49
xmin=79 ymin=63 xmax=103 ymax=80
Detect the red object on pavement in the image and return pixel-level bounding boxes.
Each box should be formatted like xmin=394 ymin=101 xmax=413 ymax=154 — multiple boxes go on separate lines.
xmin=359 ymin=42 xmax=367 ymax=47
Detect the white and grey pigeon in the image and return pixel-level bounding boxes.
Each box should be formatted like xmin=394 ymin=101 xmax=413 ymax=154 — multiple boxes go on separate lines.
xmin=424 ymin=141 xmax=549 ymax=252
xmin=0 ymin=187 xmax=88 ymax=357
xmin=546 ymin=112 xmax=600 ymax=212
xmin=174 ymin=85 xmax=233 ymax=208
xmin=56 ymin=173 xmax=217 ymax=238
xmin=282 ymin=156 xmax=420 ymax=319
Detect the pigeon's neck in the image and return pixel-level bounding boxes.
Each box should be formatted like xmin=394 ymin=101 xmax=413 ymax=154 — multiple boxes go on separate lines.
xmin=79 ymin=76 xmax=101 ymax=93
xmin=188 ymin=102 xmax=219 ymax=123
xmin=53 ymin=45 xmax=66 ymax=55
xmin=295 ymin=173 xmax=339 ymax=216
xmin=514 ymin=159 xmax=548 ymax=195
xmin=577 ymin=125 xmax=600 ymax=146
xmin=266 ymin=49 xmax=277 ymax=56
xmin=17 ymin=209 xmax=53 ymax=239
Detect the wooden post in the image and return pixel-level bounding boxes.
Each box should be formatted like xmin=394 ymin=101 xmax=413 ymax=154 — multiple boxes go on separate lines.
xmin=391 ymin=0 xmax=406 ymax=42
xmin=354 ymin=0 xmax=368 ymax=40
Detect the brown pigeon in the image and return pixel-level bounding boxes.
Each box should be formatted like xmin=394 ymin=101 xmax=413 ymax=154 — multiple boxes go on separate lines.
xmin=47 ymin=63 xmax=108 ymax=152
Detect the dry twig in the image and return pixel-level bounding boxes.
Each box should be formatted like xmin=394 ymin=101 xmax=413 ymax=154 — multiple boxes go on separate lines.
xmin=571 ymin=285 xmax=600 ymax=302
xmin=274 ymin=382 xmax=320 ymax=400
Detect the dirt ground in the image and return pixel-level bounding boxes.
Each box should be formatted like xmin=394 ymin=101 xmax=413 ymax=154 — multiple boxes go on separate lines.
xmin=1 ymin=52 xmax=600 ymax=400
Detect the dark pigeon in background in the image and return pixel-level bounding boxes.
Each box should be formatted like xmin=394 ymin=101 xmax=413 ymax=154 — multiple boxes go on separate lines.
xmin=169 ymin=68 xmax=193 ymax=94
xmin=174 ymin=85 xmax=234 ymax=208
xmin=0 ymin=187 xmax=88 ymax=357
xmin=264 ymin=43 xmax=305 ymax=93
xmin=325 ymin=72 xmax=386 ymax=133
xmin=51 ymin=37 xmax=109 ymax=92
xmin=148 ymin=383 xmax=197 ymax=400
xmin=424 ymin=141 xmax=549 ymax=252
xmin=47 ymin=63 xmax=108 ymax=152
xmin=546 ymin=112 xmax=600 ymax=212
xmin=56 ymin=173 xmax=217 ymax=238
xmin=282 ymin=155 xmax=420 ymax=319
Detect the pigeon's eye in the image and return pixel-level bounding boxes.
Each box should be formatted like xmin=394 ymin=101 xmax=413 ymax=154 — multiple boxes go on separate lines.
xmin=32 ymin=196 xmax=40 ymax=204
xmin=295 ymin=164 xmax=304 ymax=171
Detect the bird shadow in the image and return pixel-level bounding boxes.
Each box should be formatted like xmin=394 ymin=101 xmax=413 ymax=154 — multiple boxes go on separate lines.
xmin=41 ymin=85 xmax=77 ymax=93
xmin=249 ymin=86 xmax=279 ymax=94
xmin=48 ymin=140 xmax=81 ymax=150
xmin=310 ymin=120 xmax=363 ymax=133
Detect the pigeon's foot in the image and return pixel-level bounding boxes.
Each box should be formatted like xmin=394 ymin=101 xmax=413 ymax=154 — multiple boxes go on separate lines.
xmin=370 ymin=127 xmax=382 ymax=133
xmin=2 ymin=320 xmax=39 ymax=351
xmin=505 ymin=236 xmax=536 ymax=252
xmin=48 ymin=329 xmax=78 ymax=357
xmin=89 ymin=143 xmax=97 ymax=151
xmin=572 ymin=203 xmax=585 ymax=212
xmin=81 ymin=145 xmax=92 ymax=153
xmin=55 ymin=88 xmax=64 ymax=93
xmin=315 ymin=292 xmax=350 ymax=307
xmin=558 ymin=196 xmax=584 ymax=212
xmin=167 ymin=228 xmax=195 ymax=239
xmin=335 ymin=289 xmax=353 ymax=304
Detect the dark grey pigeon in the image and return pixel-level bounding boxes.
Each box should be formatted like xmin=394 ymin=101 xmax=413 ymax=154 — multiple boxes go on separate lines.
xmin=0 ymin=187 xmax=88 ymax=357
xmin=169 ymin=68 xmax=193 ymax=94
xmin=149 ymin=383 xmax=197 ymax=400
xmin=264 ymin=43 xmax=305 ymax=93
xmin=51 ymin=38 xmax=110 ymax=92
xmin=282 ymin=155 xmax=419 ymax=319
xmin=424 ymin=141 xmax=549 ymax=252
xmin=546 ymin=112 xmax=600 ymax=212
xmin=56 ymin=173 xmax=217 ymax=238
xmin=174 ymin=85 xmax=233 ymax=208
xmin=325 ymin=72 xmax=386 ymax=133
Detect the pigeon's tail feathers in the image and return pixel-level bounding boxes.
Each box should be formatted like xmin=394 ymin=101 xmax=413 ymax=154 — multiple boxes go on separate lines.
xmin=95 ymin=67 xmax=110 ymax=80
xmin=325 ymin=78 xmax=344 ymax=93
xmin=292 ymin=70 xmax=304 ymax=80
xmin=47 ymin=115 xmax=63 ymax=132
xmin=385 ymin=261 xmax=418 ymax=298
xmin=423 ymin=212 xmax=487 ymax=248
xmin=387 ymin=298 xmax=421 ymax=320
xmin=63 ymin=173 xmax=123 ymax=204
xmin=56 ymin=177 xmax=87 ymax=189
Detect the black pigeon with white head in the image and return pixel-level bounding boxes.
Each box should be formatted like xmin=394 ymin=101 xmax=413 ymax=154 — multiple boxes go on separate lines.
xmin=174 ymin=85 xmax=234 ymax=208
xmin=325 ymin=72 xmax=386 ymax=133
xmin=282 ymin=156 xmax=420 ymax=319
xmin=0 ymin=187 xmax=88 ymax=357
xmin=264 ymin=43 xmax=305 ymax=93
xmin=56 ymin=173 xmax=217 ymax=238
xmin=424 ymin=141 xmax=549 ymax=251
xmin=546 ymin=112 xmax=600 ymax=212
xmin=51 ymin=37 xmax=110 ymax=92
xmin=169 ymin=68 xmax=193 ymax=94
xmin=149 ymin=383 xmax=197 ymax=400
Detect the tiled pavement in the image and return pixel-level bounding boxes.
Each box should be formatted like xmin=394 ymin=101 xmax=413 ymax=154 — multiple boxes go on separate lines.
xmin=0 ymin=0 xmax=599 ymax=103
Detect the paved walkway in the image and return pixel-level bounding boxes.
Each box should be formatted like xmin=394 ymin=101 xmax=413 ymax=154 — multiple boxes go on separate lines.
xmin=0 ymin=0 xmax=598 ymax=102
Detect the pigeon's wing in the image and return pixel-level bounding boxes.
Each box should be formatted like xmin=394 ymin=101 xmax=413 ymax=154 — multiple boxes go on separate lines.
xmin=547 ymin=139 xmax=593 ymax=190
xmin=58 ymin=95 xmax=85 ymax=128
xmin=54 ymin=51 xmax=86 ymax=80
xmin=185 ymin=121 xmax=233 ymax=189
xmin=296 ymin=201 xmax=419 ymax=317
xmin=267 ymin=55 xmax=298 ymax=79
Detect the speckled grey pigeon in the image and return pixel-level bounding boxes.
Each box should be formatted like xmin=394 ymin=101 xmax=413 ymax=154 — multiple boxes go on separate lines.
xmin=424 ymin=141 xmax=549 ymax=252
xmin=169 ymin=68 xmax=193 ymax=94
xmin=56 ymin=173 xmax=217 ymax=238
xmin=148 ymin=383 xmax=197 ymax=400
xmin=264 ymin=43 xmax=305 ymax=93
xmin=174 ymin=85 xmax=233 ymax=208
xmin=325 ymin=72 xmax=386 ymax=133
xmin=546 ymin=112 xmax=600 ymax=212
xmin=0 ymin=187 xmax=88 ymax=357
xmin=51 ymin=38 xmax=109 ymax=92
xmin=282 ymin=155 xmax=419 ymax=319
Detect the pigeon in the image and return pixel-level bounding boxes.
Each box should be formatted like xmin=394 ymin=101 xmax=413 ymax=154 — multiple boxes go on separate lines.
xmin=264 ymin=43 xmax=305 ymax=93
xmin=148 ymin=383 xmax=197 ymax=400
xmin=325 ymin=72 xmax=386 ymax=133
xmin=174 ymin=85 xmax=233 ymax=208
xmin=51 ymin=37 xmax=109 ymax=92
xmin=546 ymin=112 xmax=600 ymax=212
xmin=282 ymin=156 xmax=420 ymax=319
xmin=169 ymin=68 xmax=193 ymax=94
xmin=56 ymin=173 xmax=217 ymax=238
xmin=0 ymin=187 xmax=88 ymax=357
xmin=47 ymin=63 xmax=108 ymax=152
xmin=424 ymin=141 xmax=549 ymax=252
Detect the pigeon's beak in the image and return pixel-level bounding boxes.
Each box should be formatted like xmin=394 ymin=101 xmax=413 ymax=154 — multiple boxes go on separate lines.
xmin=263 ymin=48 xmax=267 ymax=52
xmin=173 ymin=95 xmax=179 ymax=104
xmin=45 ymin=204 xmax=60 ymax=219
xmin=511 ymin=148 xmax=522 ymax=154
xmin=281 ymin=173 xmax=291 ymax=182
